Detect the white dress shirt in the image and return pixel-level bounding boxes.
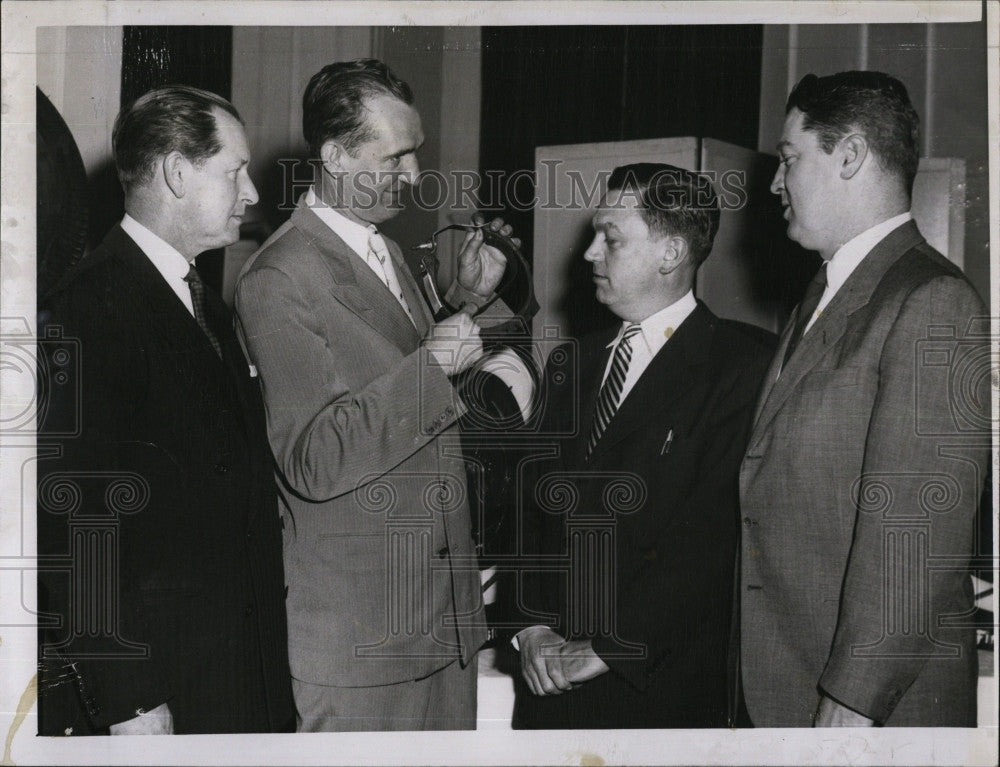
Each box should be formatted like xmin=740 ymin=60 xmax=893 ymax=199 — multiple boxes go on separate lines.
xmin=304 ymin=187 xmax=401 ymax=282
xmin=305 ymin=187 xmax=416 ymax=324
xmin=600 ymin=290 xmax=698 ymax=404
xmin=803 ymin=212 xmax=912 ymax=334
xmin=120 ymin=213 xmax=194 ymax=316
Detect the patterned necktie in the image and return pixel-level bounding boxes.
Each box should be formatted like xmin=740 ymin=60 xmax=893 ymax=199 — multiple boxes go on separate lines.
xmin=184 ymin=265 xmax=223 ymax=359
xmin=781 ymin=262 xmax=828 ymax=370
xmin=367 ymin=227 xmax=416 ymax=326
xmin=587 ymin=323 xmax=642 ymax=457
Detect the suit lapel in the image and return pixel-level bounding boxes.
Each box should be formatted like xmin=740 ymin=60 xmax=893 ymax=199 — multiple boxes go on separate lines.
xmin=290 ymin=204 xmax=423 ymax=353
xmin=385 ymin=236 xmax=432 ymax=337
xmin=584 ymin=304 xmax=712 ymax=465
xmin=109 ymin=226 xmax=230 ymax=372
xmin=750 ymin=220 xmax=924 ymax=444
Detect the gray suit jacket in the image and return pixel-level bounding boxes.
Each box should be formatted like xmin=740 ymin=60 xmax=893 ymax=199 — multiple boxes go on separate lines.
xmin=235 ymin=201 xmax=487 ymax=687
xmin=740 ymin=220 xmax=989 ymax=726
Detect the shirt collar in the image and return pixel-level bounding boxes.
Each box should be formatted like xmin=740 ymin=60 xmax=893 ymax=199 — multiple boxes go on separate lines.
xmin=120 ymin=213 xmax=190 ymax=282
xmin=827 ymin=212 xmax=912 ymax=295
xmin=607 ymin=290 xmax=698 ymax=357
xmin=305 ymin=186 xmax=374 ymax=260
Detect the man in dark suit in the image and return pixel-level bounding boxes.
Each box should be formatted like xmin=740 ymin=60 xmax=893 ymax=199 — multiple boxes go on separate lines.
xmin=513 ymin=164 xmax=775 ymax=728
xmin=234 ymin=59 xmax=517 ymax=731
xmin=740 ymin=71 xmax=990 ymax=726
xmin=37 ymin=85 xmax=294 ymax=735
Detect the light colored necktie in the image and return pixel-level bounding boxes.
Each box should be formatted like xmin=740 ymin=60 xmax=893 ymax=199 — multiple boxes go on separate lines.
xmin=587 ymin=323 xmax=642 ymax=457
xmin=367 ymin=227 xmax=415 ymax=326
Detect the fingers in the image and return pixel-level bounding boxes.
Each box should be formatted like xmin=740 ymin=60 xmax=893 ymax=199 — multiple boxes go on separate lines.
xmin=472 ymin=213 xmax=515 ymax=240
xmin=459 ymin=226 xmax=484 ymax=255
xmin=546 ymin=656 xmax=574 ymax=692
xmin=519 ymin=632 xmax=573 ymax=696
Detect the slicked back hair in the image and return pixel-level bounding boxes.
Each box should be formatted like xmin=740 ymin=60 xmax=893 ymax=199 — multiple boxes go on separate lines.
xmin=606 ymin=163 xmax=721 ymax=267
xmin=787 ymin=71 xmax=920 ymax=194
xmin=112 ymin=84 xmax=242 ymax=193
xmin=302 ymin=58 xmax=414 ymax=158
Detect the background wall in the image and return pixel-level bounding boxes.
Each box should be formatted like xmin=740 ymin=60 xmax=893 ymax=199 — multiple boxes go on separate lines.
xmin=759 ymin=22 xmax=990 ymax=303
xmin=35 ymin=22 xmax=990 ymax=303
xmin=36 ymin=26 xmax=123 ymax=250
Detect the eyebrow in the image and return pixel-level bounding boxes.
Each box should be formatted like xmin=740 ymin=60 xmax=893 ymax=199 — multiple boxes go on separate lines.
xmin=592 ymin=218 xmax=621 ymax=232
xmin=387 ymin=140 xmax=424 ymax=160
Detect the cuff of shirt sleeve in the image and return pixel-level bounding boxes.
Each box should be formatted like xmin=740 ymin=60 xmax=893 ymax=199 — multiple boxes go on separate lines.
xmin=446 ymin=281 xmax=495 ymax=310
xmin=511 ymin=625 xmax=549 ymax=652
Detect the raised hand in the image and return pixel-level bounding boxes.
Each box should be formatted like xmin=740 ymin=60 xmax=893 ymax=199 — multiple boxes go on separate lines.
xmin=455 ymin=214 xmax=520 ymax=298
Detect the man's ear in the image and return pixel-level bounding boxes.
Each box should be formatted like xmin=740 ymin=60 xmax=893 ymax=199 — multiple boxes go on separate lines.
xmin=320 ymin=139 xmax=347 ymax=171
xmin=658 ymin=235 xmax=688 ymax=275
xmin=162 ymin=151 xmax=187 ymax=199
xmin=839 ymin=133 xmax=869 ymax=180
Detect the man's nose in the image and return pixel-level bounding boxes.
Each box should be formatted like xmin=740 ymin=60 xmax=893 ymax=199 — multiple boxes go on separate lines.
xmin=583 ymin=237 xmax=602 ymax=262
xmin=400 ymin=155 xmax=420 ymax=186
xmin=242 ymin=173 xmax=259 ymax=206
xmin=769 ymin=165 xmax=784 ymax=196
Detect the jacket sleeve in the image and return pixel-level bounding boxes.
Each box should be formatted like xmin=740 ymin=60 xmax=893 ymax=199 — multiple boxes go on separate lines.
xmin=817 ymin=275 xmax=989 ymax=722
xmin=37 ymin=292 xmax=172 ymax=731
xmin=234 ymin=263 xmax=464 ymax=502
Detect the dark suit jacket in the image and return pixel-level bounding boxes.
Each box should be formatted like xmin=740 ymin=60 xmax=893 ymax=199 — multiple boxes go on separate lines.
xmin=234 ymin=202 xmax=487 ymax=689
xmin=37 ymin=225 xmax=294 ymax=734
xmin=514 ymin=303 xmax=775 ymax=728
xmin=740 ymin=220 xmax=989 ymax=726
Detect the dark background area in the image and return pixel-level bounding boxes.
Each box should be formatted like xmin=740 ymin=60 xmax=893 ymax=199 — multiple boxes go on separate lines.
xmin=479 ymin=25 xmax=764 ymax=260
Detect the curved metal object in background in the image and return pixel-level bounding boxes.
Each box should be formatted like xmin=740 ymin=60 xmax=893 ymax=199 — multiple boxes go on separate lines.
xmin=36 ymin=87 xmax=90 ymax=305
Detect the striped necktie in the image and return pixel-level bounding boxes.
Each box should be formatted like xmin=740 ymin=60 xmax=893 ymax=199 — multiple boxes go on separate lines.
xmin=587 ymin=323 xmax=642 ymax=457
xmin=184 ymin=265 xmax=223 ymax=359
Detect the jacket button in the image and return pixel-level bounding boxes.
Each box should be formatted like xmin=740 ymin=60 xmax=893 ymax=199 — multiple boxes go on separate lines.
xmin=214 ymin=463 xmax=228 ymax=474
xmin=437 ymin=546 xmax=450 ymax=559
xmin=245 ymin=605 xmax=254 ymax=616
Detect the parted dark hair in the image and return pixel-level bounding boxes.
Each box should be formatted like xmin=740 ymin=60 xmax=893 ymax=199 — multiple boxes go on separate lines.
xmin=787 ymin=71 xmax=920 ymax=193
xmin=607 ymin=163 xmax=721 ymax=266
xmin=112 ymin=85 xmax=242 ymax=192
xmin=302 ymin=58 xmax=414 ymax=157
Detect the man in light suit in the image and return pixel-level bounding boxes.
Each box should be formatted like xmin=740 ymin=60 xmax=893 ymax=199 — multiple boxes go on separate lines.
xmin=740 ymin=71 xmax=990 ymax=726
xmin=38 ymin=86 xmax=294 ymax=735
xmin=513 ymin=164 xmax=775 ymax=728
xmin=235 ymin=59 xmax=513 ymax=731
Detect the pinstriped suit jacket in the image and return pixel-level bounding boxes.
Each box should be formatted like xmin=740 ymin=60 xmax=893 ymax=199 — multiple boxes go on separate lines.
xmin=235 ymin=201 xmax=487 ymax=687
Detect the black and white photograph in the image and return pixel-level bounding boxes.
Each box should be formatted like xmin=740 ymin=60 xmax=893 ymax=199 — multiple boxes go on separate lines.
xmin=1 ymin=1 xmax=996 ymax=764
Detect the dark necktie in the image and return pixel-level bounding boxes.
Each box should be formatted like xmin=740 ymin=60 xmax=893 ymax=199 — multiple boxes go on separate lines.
xmin=184 ymin=265 xmax=223 ymax=360
xmin=587 ymin=323 xmax=642 ymax=457
xmin=782 ymin=262 xmax=828 ymax=369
